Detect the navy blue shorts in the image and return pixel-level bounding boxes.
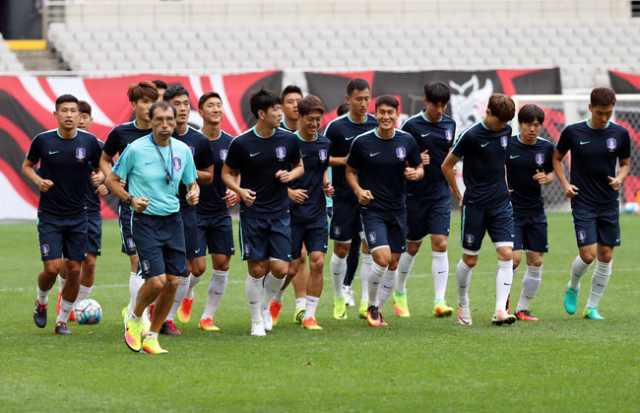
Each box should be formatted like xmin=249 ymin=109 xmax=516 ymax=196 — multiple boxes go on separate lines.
xmin=572 ymin=205 xmax=620 ymax=247
xmin=406 ymin=196 xmax=451 ymax=241
xmin=180 ymin=207 xmax=199 ymax=260
xmin=361 ymin=210 xmax=407 ymax=254
xmin=38 ymin=214 xmax=88 ymax=262
xmin=330 ymin=199 xmax=362 ymax=242
xmin=513 ymin=210 xmax=548 ymax=252
xmin=291 ymin=217 xmax=329 ymax=260
xmin=326 ymin=206 xmax=333 ymax=220
xmin=197 ymin=213 xmax=235 ymax=256
xmin=461 ymin=202 xmax=514 ymax=254
xmin=118 ymin=203 xmax=136 ymax=256
xmin=239 ymin=215 xmax=291 ymax=262
xmin=132 ymin=212 xmax=188 ymax=279
xmin=87 ymin=214 xmax=102 ymax=256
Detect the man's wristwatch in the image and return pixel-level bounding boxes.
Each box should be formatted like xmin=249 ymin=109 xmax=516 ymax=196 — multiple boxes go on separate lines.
xmin=126 ymin=195 xmax=133 ymax=205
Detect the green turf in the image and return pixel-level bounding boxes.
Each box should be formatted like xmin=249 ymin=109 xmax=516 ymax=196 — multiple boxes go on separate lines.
xmin=1 ymin=213 xmax=639 ymax=411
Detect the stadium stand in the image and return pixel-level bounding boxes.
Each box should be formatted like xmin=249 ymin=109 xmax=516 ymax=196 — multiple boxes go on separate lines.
xmin=0 ymin=32 xmax=26 ymax=72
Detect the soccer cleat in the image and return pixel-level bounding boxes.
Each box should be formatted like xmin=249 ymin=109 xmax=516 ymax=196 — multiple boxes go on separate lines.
xmin=34 ymin=300 xmax=48 ymax=328
xmin=269 ymin=301 xmax=283 ymax=326
xmin=457 ymin=303 xmax=472 ymax=325
xmin=505 ymin=294 xmax=511 ymax=313
xmin=121 ymin=306 xmax=128 ymax=318
xmin=261 ymin=307 xmax=273 ymax=331
xmin=198 ymin=318 xmax=220 ymax=331
xmin=69 ymin=310 xmax=76 ymax=322
xmin=433 ymin=299 xmax=454 ymax=318
xmin=56 ymin=293 xmax=62 ymax=315
xmin=177 ymin=298 xmax=193 ymax=324
xmin=492 ymin=310 xmax=517 ymax=326
xmin=515 ymin=309 xmax=539 ymax=321
xmin=54 ymin=321 xmax=71 ymax=335
xmin=393 ymin=289 xmax=410 ymax=317
xmin=583 ymin=307 xmax=605 ymax=320
xmin=302 ymin=317 xmax=323 ymax=330
xmin=293 ymin=307 xmax=306 ymax=324
xmin=142 ymin=337 xmax=169 ymax=354
xmin=358 ymin=301 xmax=368 ymax=319
xmin=124 ymin=316 xmax=142 ymax=352
xmin=366 ymin=305 xmax=388 ymax=327
xmin=251 ymin=321 xmax=266 ymax=337
xmin=333 ymin=297 xmax=347 ymax=320
xmin=564 ymin=285 xmax=579 ymax=315
xmin=160 ymin=321 xmax=181 ymax=336
xmin=343 ymin=286 xmax=355 ymax=307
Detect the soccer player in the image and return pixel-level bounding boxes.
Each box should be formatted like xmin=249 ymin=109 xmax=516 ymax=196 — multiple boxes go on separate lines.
xmin=285 ymin=95 xmax=333 ymax=330
xmin=396 ymin=82 xmax=457 ymax=318
xmin=553 ymin=87 xmax=630 ymax=320
xmin=441 ymin=93 xmax=517 ymax=326
xmin=22 ymin=94 xmax=102 ymax=334
xmin=346 ymin=95 xmax=423 ymax=327
xmin=222 ymin=88 xmax=303 ymax=336
xmin=107 ymin=101 xmax=199 ymax=354
xmin=280 ymin=84 xmax=303 ymax=132
xmin=193 ymin=91 xmax=237 ymax=331
xmin=152 ymin=79 xmax=167 ymax=102
xmin=506 ymin=104 xmax=555 ymax=321
xmin=101 ymin=81 xmax=158 ymax=331
xmin=326 ymin=78 xmax=378 ymax=320
xmin=162 ymin=85 xmax=214 ymax=336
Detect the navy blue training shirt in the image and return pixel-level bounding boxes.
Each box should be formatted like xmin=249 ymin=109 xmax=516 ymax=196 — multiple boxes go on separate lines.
xmin=347 ymin=128 xmax=422 ymax=214
xmin=26 ymin=128 xmax=102 ymax=219
xmin=451 ymin=120 xmax=512 ymax=208
xmin=556 ymin=119 xmax=631 ymax=209
xmin=289 ymin=132 xmax=332 ymax=223
xmin=280 ymin=120 xmax=296 ymax=132
xmin=324 ymin=113 xmax=378 ymax=203
xmin=506 ymin=135 xmax=554 ymax=213
xmin=85 ymin=138 xmax=105 ymax=217
xmin=173 ymin=126 xmax=214 ymax=209
xmin=197 ymin=130 xmax=234 ymax=216
xmin=401 ymin=112 xmax=456 ymax=200
xmin=225 ymin=127 xmax=301 ymax=219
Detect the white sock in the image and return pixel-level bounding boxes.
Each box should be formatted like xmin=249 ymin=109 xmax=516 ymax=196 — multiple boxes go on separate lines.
xmin=202 ymin=270 xmax=228 ymax=320
xmin=273 ymin=286 xmax=285 ymax=303
xmin=495 ymin=259 xmax=514 ymax=312
xmin=305 ymin=296 xmax=319 ymax=320
xmin=145 ymin=331 xmax=158 ymax=341
xmin=360 ymin=253 xmax=373 ymax=303
xmin=128 ymin=271 xmax=143 ymax=313
xmin=167 ymin=275 xmax=190 ymax=321
xmin=37 ymin=285 xmax=50 ymax=305
xmin=586 ymin=260 xmax=612 ymax=308
xmin=187 ymin=273 xmax=201 ymax=299
xmin=57 ymin=299 xmax=73 ymax=323
xmin=295 ymin=297 xmax=306 ymax=309
xmin=569 ymin=255 xmax=591 ymax=290
xmin=245 ymin=274 xmax=264 ymax=322
xmin=58 ymin=275 xmax=66 ymax=294
xmin=75 ymin=285 xmax=92 ymax=304
xmin=432 ymin=251 xmax=449 ymax=301
xmin=396 ymin=252 xmax=416 ymax=294
xmin=330 ymin=253 xmax=347 ymax=298
xmin=367 ymin=262 xmax=386 ymax=307
xmin=455 ymin=259 xmax=472 ymax=307
xmin=377 ymin=268 xmax=398 ymax=310
xmin=261 ymin=274 xmax=286 ymax=309
xmin=516 ymin=265 xmax=542 ymax=312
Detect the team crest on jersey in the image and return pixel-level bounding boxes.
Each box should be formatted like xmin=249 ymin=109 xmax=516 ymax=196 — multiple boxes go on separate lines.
xmin=126 ymin=237 xmax=135 ymax=250
xmin=276 ymin=146 xmax=287 ymax=161
xmin=41 ymin=243 xmax=50 ymax=256
xmin=141 ymin=260 xmax=150 ymax=272
xmin=465 ymin=234 xmax=475 ymax=244
xmin=172 ymin=157 xmax=182 ymax=171
xmin=396 ymin=147 xmax=406 ymax=161
xmin=535 ymin=153 xmax=545 ymax=167
xmin=607 ymin=138 xmax=617 ymax=152
xmin=445 ymin=130 xmax=454 ymax=142
xmin=189 ymin=146 xmax=195 ymax=156
xmin=220 ymin=149 xmax=228 ymax=161
xmin=578 ymin=230 xmax=587 ymax=243
xmin=333 ymin=226 xmax=342 ymax=236
xmin=368 ymin=231 xmax=377 ymax=244
xmin=319 ymin=149 xmax=328 ymax=163
xmin=500 ymin=136 xmax=508 ymax=150
xmin=75 ymin=147 xmax=86 ymax=161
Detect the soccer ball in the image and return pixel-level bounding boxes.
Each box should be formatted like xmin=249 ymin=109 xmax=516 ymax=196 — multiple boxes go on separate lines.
xmin=624 ymin=202 xmax=639 ymax=214
xmin=75 ymin=299 xmax=102 ymax=325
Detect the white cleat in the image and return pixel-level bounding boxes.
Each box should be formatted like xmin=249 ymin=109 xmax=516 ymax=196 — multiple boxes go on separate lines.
xmin=344 ymin=286 xmax=355 ymax=307
xmin=457 ymin=303 xmax=472 ymax=325
xmin=491 ymin=310 xmax=517 ymax=326
xmin=261 ymin=307 xmax=273 ymax=331
xmin=251 ymin=321 xmax=266 ymax=337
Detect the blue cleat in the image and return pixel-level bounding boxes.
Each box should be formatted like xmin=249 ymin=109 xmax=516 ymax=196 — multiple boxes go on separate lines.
xmin=583 ymin=307 xmax=605 ymax=320
xmin=564 ymin=286 xmax=579 ymax=315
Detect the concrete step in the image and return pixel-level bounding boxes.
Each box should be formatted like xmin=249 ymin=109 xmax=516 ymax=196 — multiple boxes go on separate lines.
xmin=14 ymin=49 xmax=69 ymax=72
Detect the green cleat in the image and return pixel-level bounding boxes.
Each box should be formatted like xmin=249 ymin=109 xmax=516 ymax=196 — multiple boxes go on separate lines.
xmin=293 ymin=307 xmax=306 ymax=324
xmin=124 ymin=315 xmax=143 ymax=352
xmin=333 ymin=297 xmax=347 ymax=320
xmin=358 ymin=300 xmax=368 ymax=319
xmin=583 ymin=307 xmax=605 ymax=320
xmin=433 ymin=299 xmax=454 ymax=318
xmin=564 ymin=285 xmax=579 ymax=315
xmin=393 ymin=289 xmax=410 ymax=317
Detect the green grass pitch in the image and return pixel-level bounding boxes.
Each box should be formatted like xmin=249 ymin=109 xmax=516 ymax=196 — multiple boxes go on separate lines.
xmin=1 ymin=213 xmax=639 ymax=411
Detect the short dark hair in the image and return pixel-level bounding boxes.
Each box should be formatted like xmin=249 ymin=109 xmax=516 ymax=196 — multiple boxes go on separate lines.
xmin=337 ymin=102 xmax=350 ymax=116
xmin=198 ymin=92 xmax=222 ymax=110
xmin=281 ymin=85 xmax=303 ymax=102
xmin=297 ymin=95 xmax=325 ymax=117
xmin=152 ymin=79 xmax=168 ymax=90
xmin=78 ymin=100 xmax=92 ymax=115
xmin=518 ymin=104 xmax=545 ymax=124
xmin=149 ymin=101 xmax=176 ymax=119
xmin=163 ymin=85 xmax=190 ymax=102
xmin=127 ymin=81 xmax=158 ymax=103
xmin=347 ymin=78 xmax=370 ymax=96
xmin=424 ymin=82 xmax=450 ymax=105
xmin=487 ymin=93 xmax=516 ymax=122
xmin=375 ymin=94 xmax=399 ymax=110
xmin=249 ymin=88 xmax=281 ymax=119
xmin=590 ymin=87 xmax=616 ymax=107
xmin=55 ymin=94 xmax=79 ymax=111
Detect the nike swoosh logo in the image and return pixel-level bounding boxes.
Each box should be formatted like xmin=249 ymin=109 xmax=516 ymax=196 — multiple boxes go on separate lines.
xmin=195 ymin=248 xmax=200 ymax=254
xmin=145 ymin=161 xmax=153 ymax=165
xmin=214 ymin=292 xmax=223 ymax=295
xmin=509 ymin=155 xmax=520 ymax=159
xmin=250 ymin=152 xmax=260 ymax=157
xmin=323 ymin=245 xmax=328 ymax=248
xmin=370 ymin=152 xmax=380 ymax=157
xmin=503 ymin=283 xmax=511 ymax=286
xmin=580 ymin=141 xmax=590 ymax=145
xmin=421 ymin=133 xmax=430 ymax=137
xmin=383 ymin=285 xmax=392 ymax=289
xmin=287 ymin=254 xmax=292 ymax=258
xmin=48 ymin=151 xmax=59 ymax=155
xmin=249 ymin=301 xmax=258 ymax=305
xmin=616 ymin=238 xmax=620 ymax=242
xmin=345 ymin=136 xmax=356 ymax=141
xmin=481 ymin=143 xmax=490 ymax=147
xmin=438 ymin=271 xmax=447 ymax=274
